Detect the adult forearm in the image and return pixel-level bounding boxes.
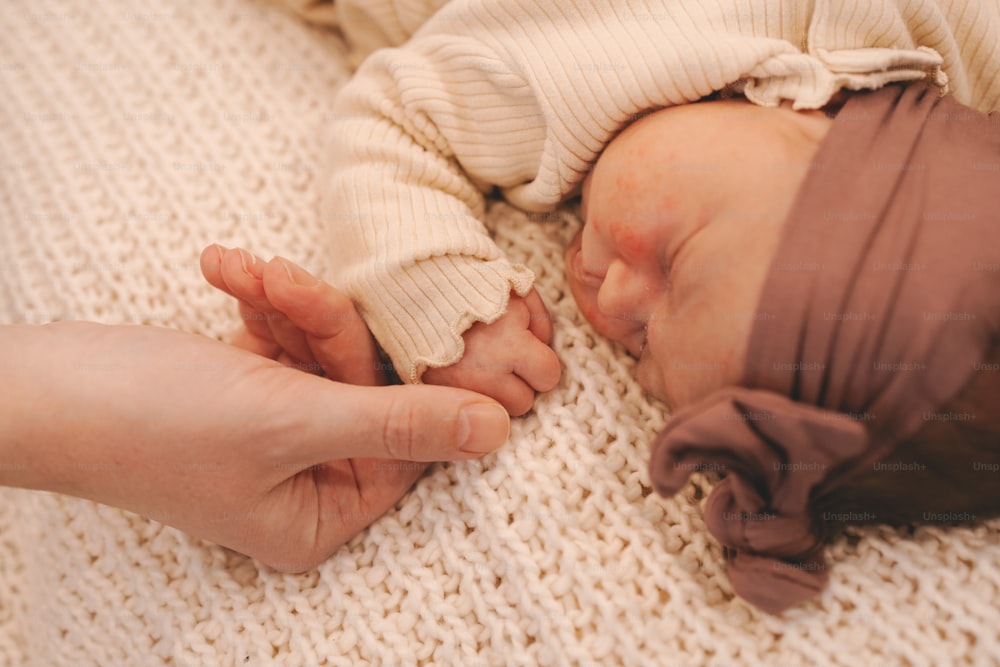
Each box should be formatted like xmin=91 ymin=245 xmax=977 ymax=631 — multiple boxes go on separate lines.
xmin=0 ymin=321 xmax=94 ymax=491
xmin=0 ymin=321 xmax=264 ymax=503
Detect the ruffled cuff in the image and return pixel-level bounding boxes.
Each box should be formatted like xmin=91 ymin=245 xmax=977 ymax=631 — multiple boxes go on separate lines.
xmin=351 ymin=253 xmax=535 ymax=383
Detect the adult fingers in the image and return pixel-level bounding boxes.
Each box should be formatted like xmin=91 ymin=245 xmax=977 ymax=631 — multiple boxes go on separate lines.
xmin=262 ymin=257 xmax=383 ymax=385
xmin=200 ymin=243 xmax=229 ymax=292
xmin=269 ymin=377 xmax=511 ymax=465
xmin=219 ymin=247 xmax=318 ymax=365
xmin=253 ymin=456 xmax=429 ymax=573
xmin=201 ymin=245 xmax=287 ymax=347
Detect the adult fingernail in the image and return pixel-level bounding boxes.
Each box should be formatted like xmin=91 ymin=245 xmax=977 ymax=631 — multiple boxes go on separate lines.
xmin=276 ymin=257 xmax=320 ymax=287
xmin=458 ymin=402 xmax=510 ymax=454
xmin=208 ymin=244 xmax=224 ymax=265
xmin=238 ymin=249 xmax=261 ymax=278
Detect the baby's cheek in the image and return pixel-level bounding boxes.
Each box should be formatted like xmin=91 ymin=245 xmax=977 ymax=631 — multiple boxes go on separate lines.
xmin=608 ymin=221 xmax=646 ymax=260
xmin=675 ymin=280 xmax=756 ymax=402
xmin=640 ymin=294 xmax=747 ymax=409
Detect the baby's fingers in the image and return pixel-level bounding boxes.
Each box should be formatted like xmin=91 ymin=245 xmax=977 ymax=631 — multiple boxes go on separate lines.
xmin=201 ymin=244 xmax=266 ymax=303
xmin=424 ymin=362 xmax=536 ymax=417
xmin=487 ymin=376 xmax=537 ymax=417
xmin=512 ymin=335 xmax=562 ymax=394
xmin=521 ymin=289 xmax=554 ymax=345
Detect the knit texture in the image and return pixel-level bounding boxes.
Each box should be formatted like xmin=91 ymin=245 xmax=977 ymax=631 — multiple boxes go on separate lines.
xmin=2 ymin=1 xmax=1000 ymax=665
xmin=321 ymin=0 xmax=1000 ymax=383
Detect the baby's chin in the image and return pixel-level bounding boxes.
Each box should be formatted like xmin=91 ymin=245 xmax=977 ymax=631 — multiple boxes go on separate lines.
xmin=635 ymin=354 xmax=678 ymax=410
xmin=636 ymin=355 xmax=741 ymax=413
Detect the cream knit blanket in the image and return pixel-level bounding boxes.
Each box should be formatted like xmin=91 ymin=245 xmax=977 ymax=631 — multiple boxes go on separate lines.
xmin=1 ymin=1 xmax=999 ymax=665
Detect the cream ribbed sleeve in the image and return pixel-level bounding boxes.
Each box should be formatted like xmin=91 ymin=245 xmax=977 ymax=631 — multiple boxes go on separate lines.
xmin=323 ymin=0 xmax=1000 ymax=383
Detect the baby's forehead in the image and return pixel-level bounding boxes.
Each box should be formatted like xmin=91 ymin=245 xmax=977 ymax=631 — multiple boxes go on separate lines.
xmin=584 ymin=134 xmax=715 ymax=221
xmin=608 ymin=99 xmax=828 ymax=165
xmin=594 ymin=101 xmax=831 ymax=205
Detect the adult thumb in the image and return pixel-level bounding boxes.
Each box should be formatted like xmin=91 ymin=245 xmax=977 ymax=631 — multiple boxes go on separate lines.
xmin=288 ymin=378 xmax=512 ymax=464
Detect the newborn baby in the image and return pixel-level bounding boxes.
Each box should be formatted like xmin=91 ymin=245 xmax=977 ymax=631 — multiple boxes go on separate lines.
xmin=570 ymin=83 xmax=1000 ymax=614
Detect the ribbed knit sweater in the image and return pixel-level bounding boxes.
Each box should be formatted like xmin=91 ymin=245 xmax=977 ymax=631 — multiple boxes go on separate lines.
xmin=321 ymin=0 xmax=1000 ymax=382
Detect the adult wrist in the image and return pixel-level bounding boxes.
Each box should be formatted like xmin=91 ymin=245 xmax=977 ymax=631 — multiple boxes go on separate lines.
xmin=0 ymin=322 xmax=81 ymax=491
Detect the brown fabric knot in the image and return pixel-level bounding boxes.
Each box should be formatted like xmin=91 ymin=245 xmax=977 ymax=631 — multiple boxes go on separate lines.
xmin=651 ymin=387 xmax=871 ymax=614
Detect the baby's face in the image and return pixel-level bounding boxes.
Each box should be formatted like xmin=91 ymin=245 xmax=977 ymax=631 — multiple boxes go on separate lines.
xmin=567 ymin=100 xmax=830 ymax=409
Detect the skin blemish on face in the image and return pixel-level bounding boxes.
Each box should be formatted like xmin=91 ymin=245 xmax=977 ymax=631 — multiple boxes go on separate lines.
xmin=609 ymin=220 xmax=647 ymax=260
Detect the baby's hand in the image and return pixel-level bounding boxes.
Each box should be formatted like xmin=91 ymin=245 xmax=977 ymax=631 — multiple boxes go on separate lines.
xmin=423 ymin=290 xmax=561 ymax=416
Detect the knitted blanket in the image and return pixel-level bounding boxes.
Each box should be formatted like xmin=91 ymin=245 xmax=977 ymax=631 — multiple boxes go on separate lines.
xmin=1 ymin=1 xmax=998 ymax=665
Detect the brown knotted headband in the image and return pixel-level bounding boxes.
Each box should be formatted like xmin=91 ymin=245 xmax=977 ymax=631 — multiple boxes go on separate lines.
xmin=650 ymin=83 xmax=1000 ymax=614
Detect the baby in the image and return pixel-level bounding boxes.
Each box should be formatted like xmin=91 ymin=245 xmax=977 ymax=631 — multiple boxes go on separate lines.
xmin=307 ymin=0 xmax=1000 ymax=416
xmin=218 ymin=0 xmax=1000 ymax=613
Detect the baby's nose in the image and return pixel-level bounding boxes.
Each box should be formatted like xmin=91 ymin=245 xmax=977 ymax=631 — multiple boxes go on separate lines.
xmin=597 ymin=260 xmax=655 ymax=324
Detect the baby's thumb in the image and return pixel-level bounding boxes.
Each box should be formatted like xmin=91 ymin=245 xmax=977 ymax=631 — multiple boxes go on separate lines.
xmin=292 ymin=380 xmax=511 ymax=464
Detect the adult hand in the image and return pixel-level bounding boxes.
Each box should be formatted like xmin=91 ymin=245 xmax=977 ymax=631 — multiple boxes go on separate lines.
xmin=0 ymin=253 xmax=510 ymax=572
